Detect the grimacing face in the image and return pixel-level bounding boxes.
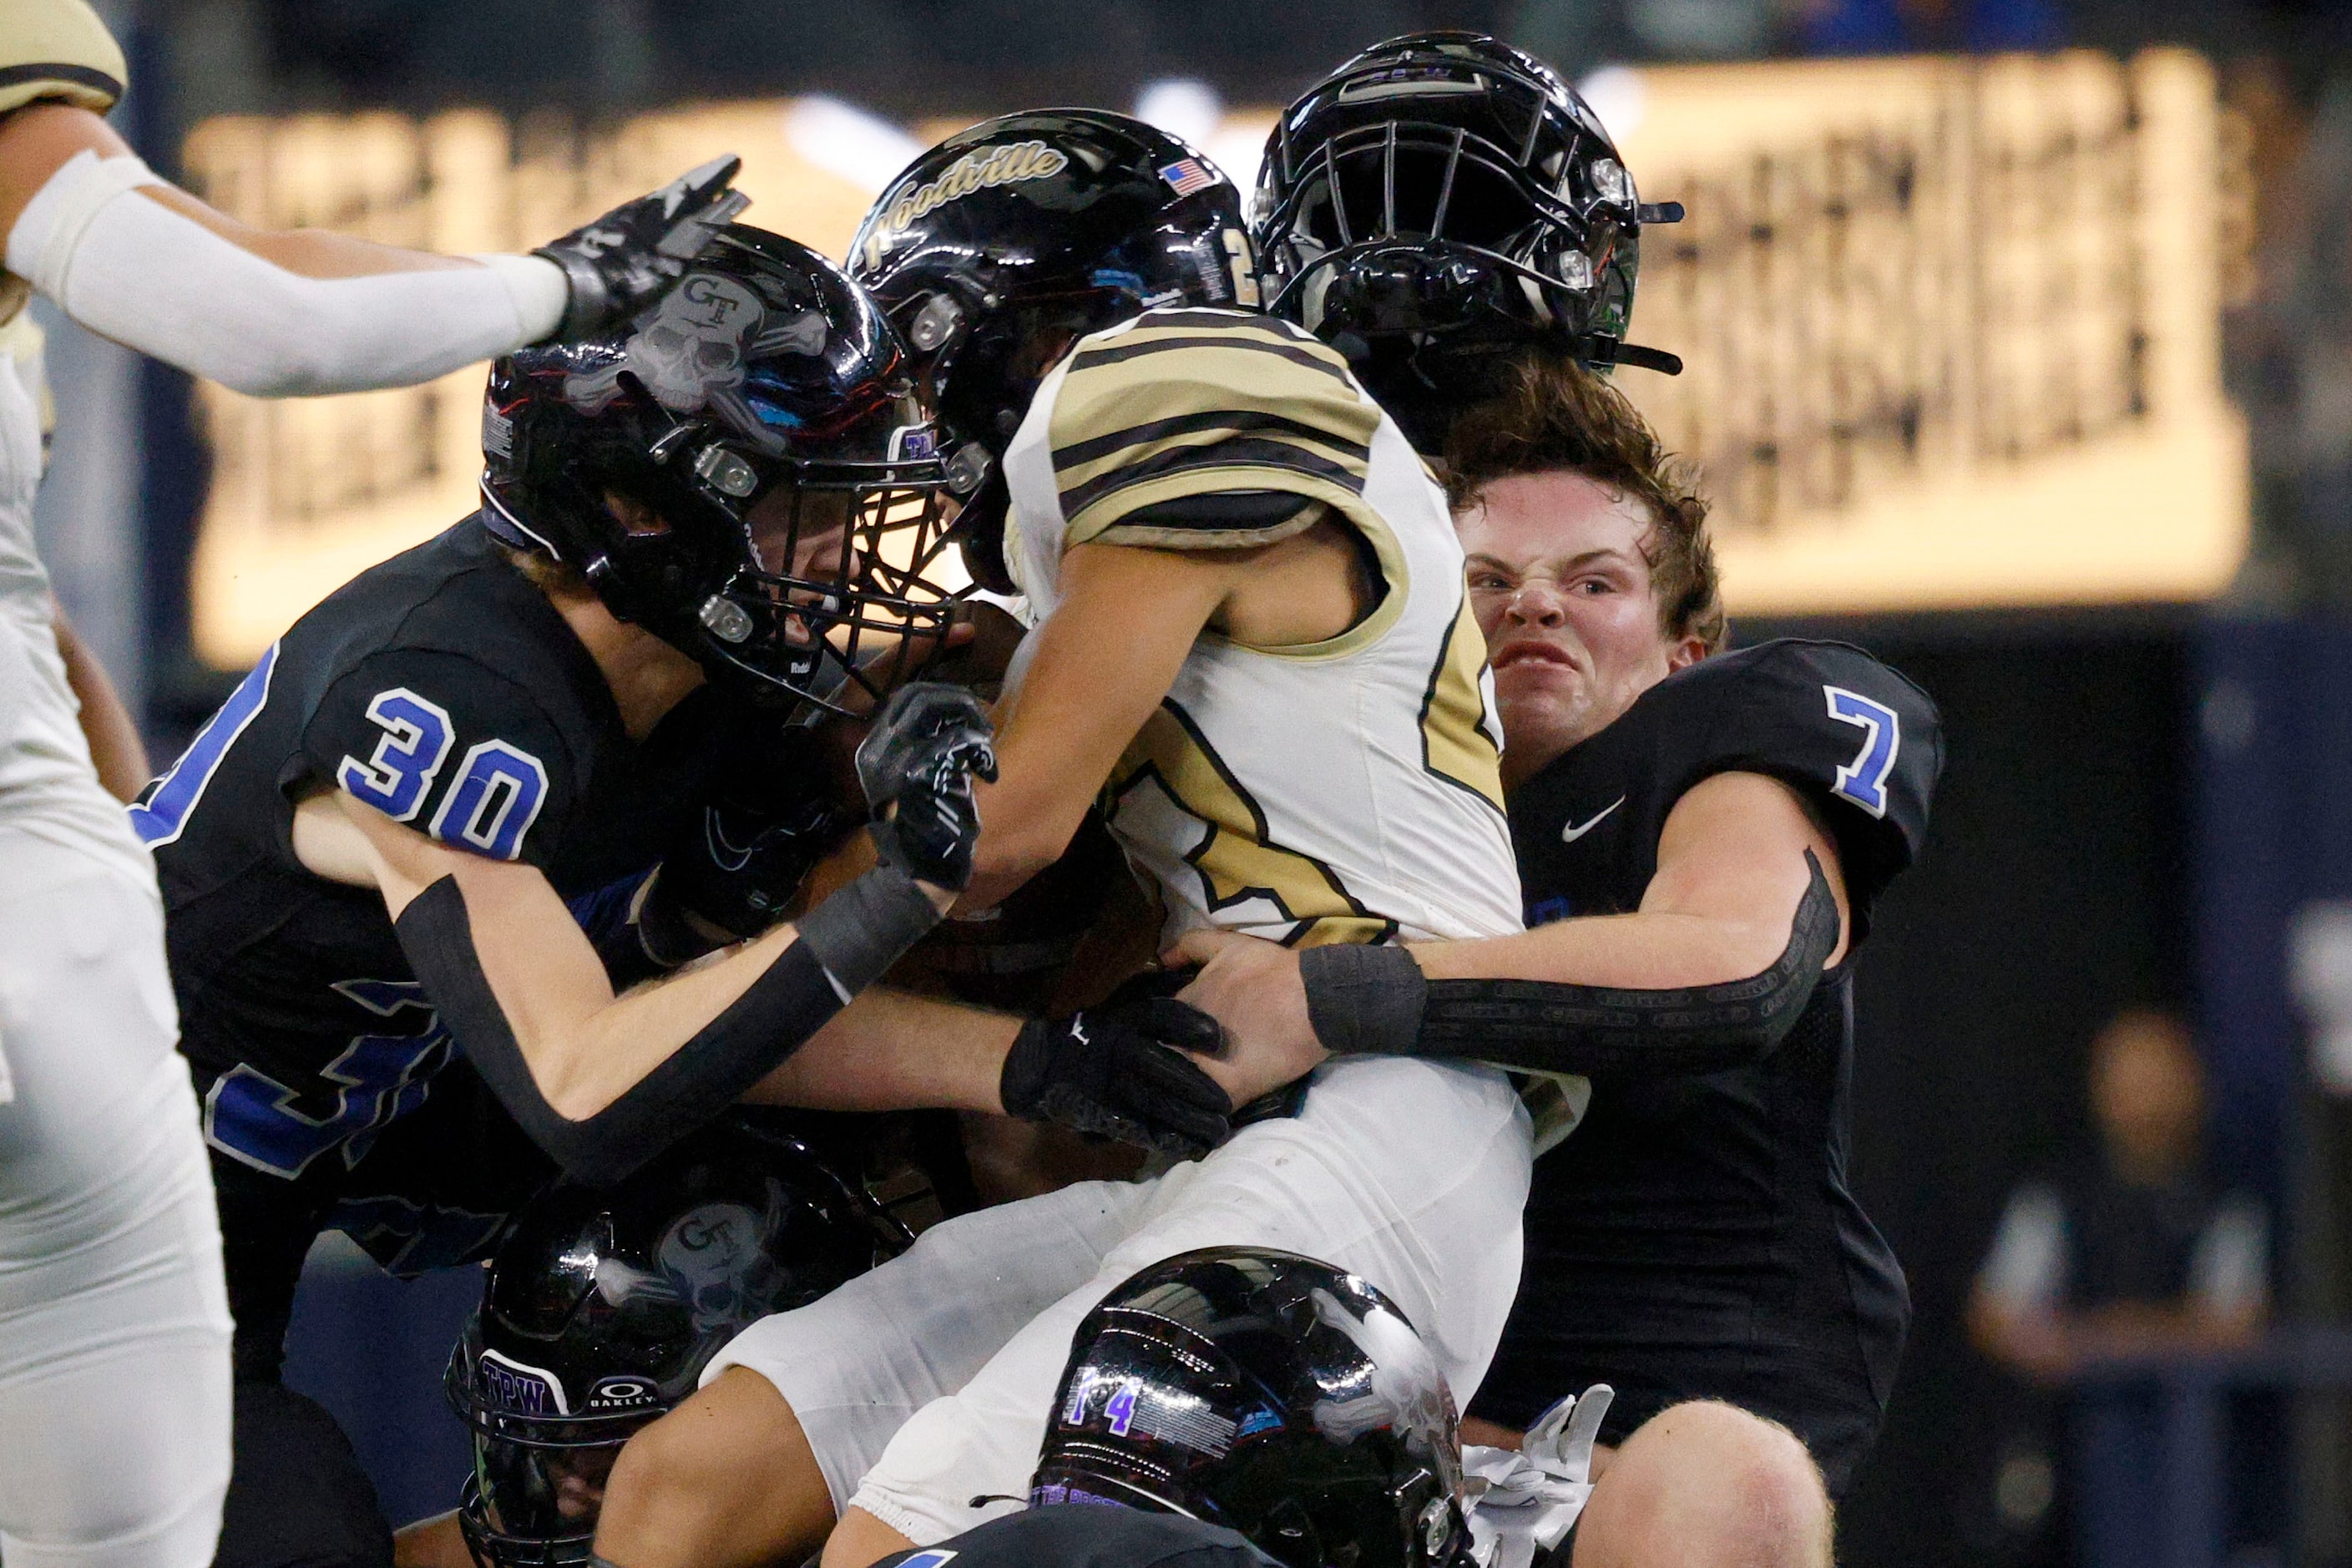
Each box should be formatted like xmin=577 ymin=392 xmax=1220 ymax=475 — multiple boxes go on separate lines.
xmin=1454 ymin=470 xmax=1706 ymax=788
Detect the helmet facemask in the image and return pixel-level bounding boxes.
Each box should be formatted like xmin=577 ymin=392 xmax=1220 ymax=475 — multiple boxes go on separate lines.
xmin=445 ymin=1341 xmax=660 ymax=1568
xmin=1257 ymin=34 xmax=1682 ymax=452
xmin=666 ymin=437 xmax=964 ymax=717
xmin=480 ymin=225 xmax=968 ymax=714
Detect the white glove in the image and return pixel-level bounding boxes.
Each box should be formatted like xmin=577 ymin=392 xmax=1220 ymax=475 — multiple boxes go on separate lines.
xmin=1463 ymin=1385 xmax=1614 ymax=1568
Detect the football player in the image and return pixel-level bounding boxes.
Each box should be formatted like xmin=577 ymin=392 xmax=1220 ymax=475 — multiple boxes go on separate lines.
xmin=437 ymin=1116 xmax=907 ymax=1568
xmin=141 ymin=227 xmax=1224 ymax=1568
xmin=0 ymin=4 xmax=741 ymax=1565
xmin=587 ymin=113 xmax=1534 ymax=1568
xmin=1250 ymin=32 xmax=1684 ymax=458
xmin=1172 ymin=361 xmax=1941 ymax=1567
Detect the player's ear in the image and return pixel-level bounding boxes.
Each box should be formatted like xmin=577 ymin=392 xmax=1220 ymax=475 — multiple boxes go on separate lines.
xmin=1666 ymin=632 xmax=1708 ymax=673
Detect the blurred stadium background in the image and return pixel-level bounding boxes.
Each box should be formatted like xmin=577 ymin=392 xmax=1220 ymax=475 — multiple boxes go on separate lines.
xmin=33 ymin=0 xmax=2352 ymax=1563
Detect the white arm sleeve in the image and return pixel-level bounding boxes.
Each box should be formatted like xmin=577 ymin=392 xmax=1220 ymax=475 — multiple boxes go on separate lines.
xmin=1977 ymin=1182 xmax=2067 ymax=1314
xmin=2188 ymin=1196 xmax=2270 ymax=1318
xmin=6 ymin=150 xmax=568 ymax=397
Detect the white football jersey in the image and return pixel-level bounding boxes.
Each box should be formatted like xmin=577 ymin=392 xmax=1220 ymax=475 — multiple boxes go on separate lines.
xmin=0 ymin=306 xmax=150 ymax=883
xmin=999 ymin=307 xmax=1522 ymax=948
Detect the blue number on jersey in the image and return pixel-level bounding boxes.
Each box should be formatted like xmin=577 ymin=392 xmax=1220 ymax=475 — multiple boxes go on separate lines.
xmin=1824 ymin=685 xmax=1901 ymax=819
xmin=1104 ymin=1378 xmax=1141 ymax=1437
xmin=427 ymin=740 xmax=549 ymax=861
xmin=201 ymin=979 xmax=450 ymax=1179
xmin=129 ymin=641 xmax=281 ymax=847
xmin=337 ymin=688 xmax=456 ymax=822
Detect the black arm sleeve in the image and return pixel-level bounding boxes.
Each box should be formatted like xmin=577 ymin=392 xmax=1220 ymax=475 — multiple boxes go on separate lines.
xmin=1302 ymin=852 xmax=1842 ymax=1080
xmin=394 ymin=877 xmax=847 ymax=1186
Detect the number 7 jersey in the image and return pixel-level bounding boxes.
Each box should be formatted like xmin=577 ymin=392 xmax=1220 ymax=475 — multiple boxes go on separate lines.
xmin=137 ymin=521 xmax=706 ymax=1184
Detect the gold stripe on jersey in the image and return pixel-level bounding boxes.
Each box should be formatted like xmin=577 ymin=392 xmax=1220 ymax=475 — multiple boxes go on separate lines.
xmin=1108 ymin=697 xmax=1398 ymax=948
xmin=1051 ymin=313 xmax=1383 ymax=550
xmin=1418 ymin=590 xmax=1505 ymax=814
xmin=0 ymin=0 xmax=127 ymax=116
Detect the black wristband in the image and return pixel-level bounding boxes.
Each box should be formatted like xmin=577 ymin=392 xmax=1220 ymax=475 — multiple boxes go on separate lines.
xmin=1298 ymin=942 xmax=1429 ymax=1055
xmin=794 ymin=858 xmax=941 ymax=996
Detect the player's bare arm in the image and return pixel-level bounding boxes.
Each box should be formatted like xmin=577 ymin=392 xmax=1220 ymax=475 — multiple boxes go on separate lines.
xmin=963 ymin=520 xmax=1371 ymax=907
xmin=49 ymin=599 xmax=147 ymax=802
xmin=1172 ymin=767 xmax=1851 ymax=1091
xmin=774 ymin=525 xmax=1368 ymax=1135
xmin=319 ymin=786 xmax=947 ymax=1119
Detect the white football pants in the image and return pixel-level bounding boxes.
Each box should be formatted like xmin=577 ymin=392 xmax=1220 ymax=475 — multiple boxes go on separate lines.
xmin=0 ymin=832 xmax=233 ymax=1568
xmin=706 ymin=1055 xmax=1533 ymax=1545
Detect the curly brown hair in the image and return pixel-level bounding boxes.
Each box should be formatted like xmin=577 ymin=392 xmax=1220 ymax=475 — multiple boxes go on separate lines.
xmin=1443 ymin=355 xmax=1726 ymax=653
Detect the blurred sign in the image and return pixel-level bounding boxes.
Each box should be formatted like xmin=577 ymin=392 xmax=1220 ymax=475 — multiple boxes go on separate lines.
xmin=180 ymin=54 xmax=2243 ymax=665
xmin=1607 ymin=49 xmax=2248 ymax=613
xmin=180 ymin=103 xmax=885 ymax=665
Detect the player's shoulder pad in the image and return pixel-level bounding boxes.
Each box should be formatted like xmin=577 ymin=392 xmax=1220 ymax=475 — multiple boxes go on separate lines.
xmin=1641 ymin=639 xmax=1943 ymax=921
xmin=1046 ymin=307 xmax=1383 ymax=550
xmin=301 ymin=646 xmax=583 ymax=865
xmin=0 ymin=0 xmax=127 ymax=116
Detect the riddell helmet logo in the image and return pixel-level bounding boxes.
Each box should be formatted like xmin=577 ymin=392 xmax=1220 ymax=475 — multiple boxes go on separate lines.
xmin=867 ymin=141 xmax=1070 ymax=261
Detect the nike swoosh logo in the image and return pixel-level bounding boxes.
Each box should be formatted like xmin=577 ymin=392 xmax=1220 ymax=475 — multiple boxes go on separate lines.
xmin=1560 ymin=797 xmax=1626 ymax=844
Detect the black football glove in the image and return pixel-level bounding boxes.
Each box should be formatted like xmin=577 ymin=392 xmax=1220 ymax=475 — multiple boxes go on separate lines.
xmin=641 ymin=794 xmax=855 ymax=964
xmin=534 ymin=155 xmax=751 ymax=340
xmin=1002 ymin=996 xmax=1235 ymax=1157
xmin=636 ymin=710 xmax=853 ymax=965
xmin=855 ymin=683 xmax=998 ymax=892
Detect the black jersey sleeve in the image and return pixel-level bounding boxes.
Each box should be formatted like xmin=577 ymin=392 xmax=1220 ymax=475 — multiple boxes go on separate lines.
xmin=1647 ymin=640 xmax=1942 ymax=933
xmin=297 ymin=649 xmax=585 ymax=868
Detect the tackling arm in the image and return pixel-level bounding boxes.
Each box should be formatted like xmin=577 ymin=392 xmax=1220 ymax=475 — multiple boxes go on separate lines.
xmin=1173 ymin=771 xmax=1854 ymax=1093
xmin=304 ymin=685 xmax=991 ymax=1186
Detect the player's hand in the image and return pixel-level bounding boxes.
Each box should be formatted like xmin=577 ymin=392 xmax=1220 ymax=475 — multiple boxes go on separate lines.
xmin=1166 ymin=928 xmax=1332 ymax=1103
xmin=1001 ymin=998 xmax=1234 ymax=1157
xmin=645 ymin=794 xmax=854 ymax=959
xmin=856 ymin=682 xmax=999 ymax=893
xmin=636 ymin=711 xmax=853 ymax=963
xmin=534 ymin=154 xmax=751 ymax=339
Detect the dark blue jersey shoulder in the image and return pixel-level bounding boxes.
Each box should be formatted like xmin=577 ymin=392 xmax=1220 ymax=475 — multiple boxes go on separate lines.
xmin=1508 ymin=639 xmax=1941 ymax=938
xmin=140 ymin=518 xmax=721 ymax=1185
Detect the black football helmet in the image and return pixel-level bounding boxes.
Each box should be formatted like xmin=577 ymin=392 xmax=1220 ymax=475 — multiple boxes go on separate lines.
xmin=443 ymin=1119 xmax=906 ymax=1568
xmin=1255 ymin=32 xmax=1683 ymax=453
xmin=1032 ymin=1247 xmax=1473 ymax=1568
xmin=848 ymin=111 xmax=1257 ymax=593
xmin=480 ymin=224 xmax=957 ymax=712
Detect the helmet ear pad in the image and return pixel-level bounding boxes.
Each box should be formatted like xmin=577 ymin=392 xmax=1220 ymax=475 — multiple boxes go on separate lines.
xmin=478 ymin=225 xmax=959 ymax=711
xmin=947 ymin=468 xmax=1015 ymax=596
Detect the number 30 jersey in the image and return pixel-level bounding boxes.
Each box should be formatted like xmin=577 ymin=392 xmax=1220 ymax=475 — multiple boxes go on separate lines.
xmin=999 ymin=309 xmax=1523 ymax=948
xmin=139 ymin=520 xmax=708 ymax=1185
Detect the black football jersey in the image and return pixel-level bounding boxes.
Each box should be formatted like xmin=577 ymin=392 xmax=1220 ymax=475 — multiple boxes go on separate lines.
xmin=138 ymin=519 xmax=721 ymax=1190
xmin=1470 ymin=639 xmax=1941 ymax=1497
